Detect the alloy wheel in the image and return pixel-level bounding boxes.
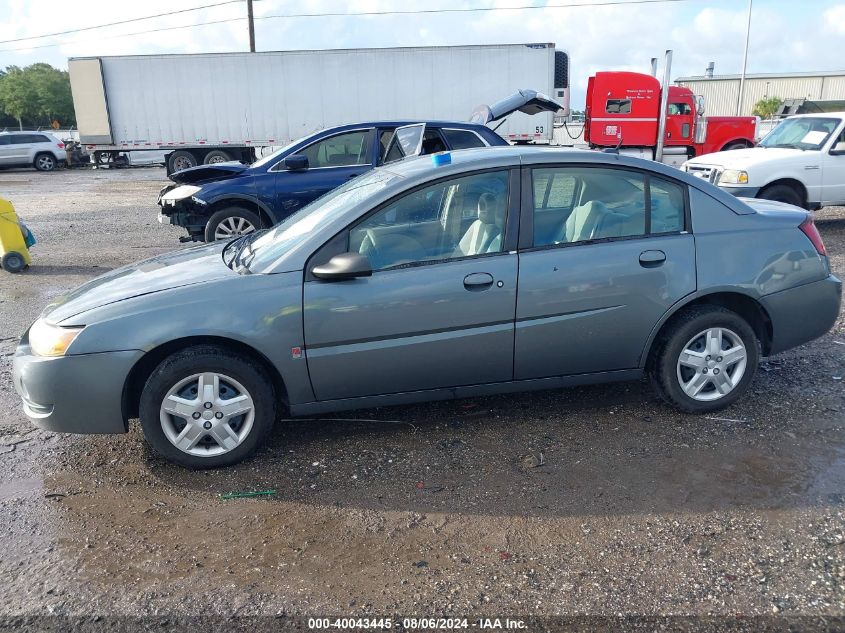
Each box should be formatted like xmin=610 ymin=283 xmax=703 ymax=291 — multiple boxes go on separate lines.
xmin=36 ymin=155 xmax=55 ymax=170
xmin=676 ymin=327 xmax=747 ymax=402
xmin=159 ymin=372 xmax=255 ymax=457
xmin=214 ymin=216 xmax=256 ymax=240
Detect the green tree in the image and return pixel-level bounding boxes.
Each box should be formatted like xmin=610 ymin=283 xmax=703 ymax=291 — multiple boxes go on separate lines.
xmin=0 ymin=63 xmax=76 ymax=129
xmin=0 ymin=66 xmax=38 ymax=129
xmin=752 ymin=96 xmax=783 ymax=119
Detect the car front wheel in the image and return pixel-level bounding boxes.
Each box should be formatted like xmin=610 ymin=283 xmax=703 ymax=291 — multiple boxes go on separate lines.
xmin=205 ymin=207 xmax=261 ymax=242
xmin=650 ymin=306 xmax=759 ymax=413
xmin=139 ymin=346 xmax=276 ymax=468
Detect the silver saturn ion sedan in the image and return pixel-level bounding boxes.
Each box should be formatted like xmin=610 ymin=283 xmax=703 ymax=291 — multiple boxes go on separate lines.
xmin=13 ymin=147 xmax=841 ymax=468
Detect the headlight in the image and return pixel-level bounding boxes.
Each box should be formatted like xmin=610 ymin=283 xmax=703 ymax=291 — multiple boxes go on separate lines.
xmin=28 ymin=319 xmax=84 ymax=357
xmin=160 ymin=184 xmax=201 ymax=203
xmin=720 ymin=169 xmax=749 ymax=184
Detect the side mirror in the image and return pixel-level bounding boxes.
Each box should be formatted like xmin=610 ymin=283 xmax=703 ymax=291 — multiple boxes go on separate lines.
xmin=830 ymin=141 xmax=845 ymax=156
xmin=284 ymin=155 xmax=308 ymax=170
xmin=312 ymin=253 xmax=372 ymax=281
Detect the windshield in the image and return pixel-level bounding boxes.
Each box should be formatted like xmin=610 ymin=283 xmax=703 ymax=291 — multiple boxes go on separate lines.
xmin=759 ymin=117 xmax=841 ymax=150
xmin=244 ymin=169 xmax=399 ymax=272
xmin=251 ymin=136 xmax=308 ymax=169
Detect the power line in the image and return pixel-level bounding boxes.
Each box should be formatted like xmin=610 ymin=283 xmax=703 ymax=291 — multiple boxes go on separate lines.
xmin=0 ymin=0 xmax=243 ymax=45
xmin=0 ymin=17 xmax=246 ymax=53
xmin=1 ymin=0 xmax=704 ymax=53
xmin=254 ymin=0 xmax=703 ymax=20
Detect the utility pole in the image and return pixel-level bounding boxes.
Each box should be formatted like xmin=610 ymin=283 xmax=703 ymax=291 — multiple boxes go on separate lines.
xmin=247 ymin=0 xmax=255 ymax=52
xmin=736 ymin=0 xmax=752 ymax=115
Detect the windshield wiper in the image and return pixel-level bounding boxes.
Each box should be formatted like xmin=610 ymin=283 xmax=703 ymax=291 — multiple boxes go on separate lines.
xmin=767 ymin=143 xmax=800 ymax=149
xmin=222 ymin=234 xmax=249 ymax=268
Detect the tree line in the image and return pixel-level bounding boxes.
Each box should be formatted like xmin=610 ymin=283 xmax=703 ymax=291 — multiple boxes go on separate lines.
xmin=0 ymin=63 xmax=76 ymax=130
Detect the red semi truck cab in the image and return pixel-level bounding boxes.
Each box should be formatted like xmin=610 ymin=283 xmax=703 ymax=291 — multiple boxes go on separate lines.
xmin=584 ymin=71 xmax=757 ymax=166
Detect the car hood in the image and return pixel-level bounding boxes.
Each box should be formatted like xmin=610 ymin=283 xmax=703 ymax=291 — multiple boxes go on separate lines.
xmin=169 ymin=161 xmax=250 ymax=184
xmin=470 ymin=89 xmax=562 ymax=125
xmin=686 ymin=147 xmax=814 ymax=170
xmin=43 ymin=242 xmax=237 ymax=323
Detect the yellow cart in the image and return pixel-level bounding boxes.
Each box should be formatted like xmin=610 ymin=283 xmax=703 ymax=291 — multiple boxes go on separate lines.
xmin=0 ymin=198 xmax=32 ymax=273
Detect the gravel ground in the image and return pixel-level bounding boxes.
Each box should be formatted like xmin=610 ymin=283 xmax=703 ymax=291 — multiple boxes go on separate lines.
xmin=1 ymin=167 xmax=845 ymax=630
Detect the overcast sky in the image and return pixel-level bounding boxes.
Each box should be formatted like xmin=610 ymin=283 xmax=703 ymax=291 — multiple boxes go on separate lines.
xmin=0 ymin=0 xmax=843 ymax=107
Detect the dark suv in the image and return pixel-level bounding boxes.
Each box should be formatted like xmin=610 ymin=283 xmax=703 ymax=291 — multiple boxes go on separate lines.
xmin=158 ymin=121 xmax=507 ymax=242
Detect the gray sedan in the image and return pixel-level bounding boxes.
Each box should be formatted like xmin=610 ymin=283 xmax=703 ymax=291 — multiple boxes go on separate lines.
xmin=13 ymin=148 xmax=842 ymax=468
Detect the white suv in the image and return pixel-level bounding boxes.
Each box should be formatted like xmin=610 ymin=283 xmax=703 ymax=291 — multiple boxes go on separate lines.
xmin=0 ymin=131 xmax=65 ymax=171
xmin=683 ymin=112 xmax=845 ymax=210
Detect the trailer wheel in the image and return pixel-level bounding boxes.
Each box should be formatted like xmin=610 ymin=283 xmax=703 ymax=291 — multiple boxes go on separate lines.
xmin=168 ymin=150 xmax=198 ymax=173
xmin=203 ymin=150 xmax=232 ymax=165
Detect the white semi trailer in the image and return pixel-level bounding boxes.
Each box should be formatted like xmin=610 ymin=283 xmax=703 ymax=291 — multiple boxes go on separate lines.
xmin=69 ymin=43 xmax=570 ymax=173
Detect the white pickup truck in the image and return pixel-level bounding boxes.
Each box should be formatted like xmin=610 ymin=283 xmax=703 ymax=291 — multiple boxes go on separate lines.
xmin=682 ymin=112 xmax=845 ymax=210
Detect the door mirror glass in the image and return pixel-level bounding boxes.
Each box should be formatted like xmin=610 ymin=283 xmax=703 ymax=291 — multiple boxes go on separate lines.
xmin=696 ymin=95 xmax=706 ymax=115
xmin=312 ymin=252 xmax=373 ymax=280
xmin=284 ymin=155 xmax=309 ymax=171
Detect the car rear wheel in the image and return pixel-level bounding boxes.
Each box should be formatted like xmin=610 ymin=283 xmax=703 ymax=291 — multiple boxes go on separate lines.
xmin=650 ymin=306 xmax=759 ymax=413
xmin=139 ymin=345 xmax=276 ymax=469
xmin=759 ymin=183 xmax=803 ymax=208
xmin=34 ymin=153 xmax=57 ymax=171
xmin=205 ymin=207 xmax=261 ymax=242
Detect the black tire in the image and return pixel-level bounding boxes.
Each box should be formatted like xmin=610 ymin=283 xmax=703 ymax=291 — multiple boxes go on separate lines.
xmin=204 ymin=206 xmax=262 ymax=242
xmin=759 ymin=183 xmax=803 ymax=208
xmin=203 ymin=149 xmax=232 ymax=164
xmin=722 ymin=142 xmax=749 ymax=151
xmin=650 ymin=305 xmax=759 ymax=414
xmin=33 ymin=152 xmax=57 ymax=171
xmin=139 ymin=345 xmax=276 ymax=469
xmin=167 ymin=150 xmax=198 ymax=173
xmin=1 ymin=251 xmax=26 ymax=273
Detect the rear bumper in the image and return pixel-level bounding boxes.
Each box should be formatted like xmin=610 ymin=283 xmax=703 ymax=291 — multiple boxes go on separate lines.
xmin=13 ymin=343 xmax=143 ymax=434
xmin=762 ymin=274 xmax=842 ymax=356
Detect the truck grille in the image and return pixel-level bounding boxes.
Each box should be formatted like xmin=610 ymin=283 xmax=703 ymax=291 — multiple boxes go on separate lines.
xmin=686 ymin=165 xmax=722 ymax=185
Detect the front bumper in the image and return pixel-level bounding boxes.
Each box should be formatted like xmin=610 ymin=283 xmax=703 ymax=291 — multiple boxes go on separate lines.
xmin=761 ymin=274 xmax=842 ymax=356
xmin=13 ymin=341 xmax=144 ymax=434
xmin=720 ymin=185 xmax=761 ymax=198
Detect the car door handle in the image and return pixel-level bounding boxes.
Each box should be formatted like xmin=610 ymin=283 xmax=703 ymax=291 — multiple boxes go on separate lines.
xmin=463 ymin=272 xmax=494 ymax=290
xmin=639 ymin=250 xmax=666 ymax=267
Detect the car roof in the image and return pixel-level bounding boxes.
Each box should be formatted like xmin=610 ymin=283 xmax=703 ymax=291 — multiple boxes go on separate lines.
xmin=319 ymin=120 xmax=493 ymax=132
xmin=0 ymin=131 xmax=54 ymax=136
xmin=380 ymin=145 xmax=701 ymax=184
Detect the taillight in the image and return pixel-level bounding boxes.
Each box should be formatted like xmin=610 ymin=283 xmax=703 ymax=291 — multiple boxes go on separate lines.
xmin=799 ymin=215 xmax=826 ymax=256
xmin=57 ymin=142 xmax=64 ymax=149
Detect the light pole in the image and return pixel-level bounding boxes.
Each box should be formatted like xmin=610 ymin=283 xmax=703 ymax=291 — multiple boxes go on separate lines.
xmin=736 ymin=0 xmax=752 ymax=115
xmin=247 ymin=0 xmax=256 ymax=52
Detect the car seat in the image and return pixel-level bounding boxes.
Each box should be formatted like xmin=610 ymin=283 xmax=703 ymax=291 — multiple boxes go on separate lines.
xmin=454 ymin=192 xmax=504 ymax=256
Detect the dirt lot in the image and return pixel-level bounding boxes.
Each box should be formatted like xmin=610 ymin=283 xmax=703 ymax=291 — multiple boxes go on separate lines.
xmin=1 ymin=167 xmax=845 ymax=629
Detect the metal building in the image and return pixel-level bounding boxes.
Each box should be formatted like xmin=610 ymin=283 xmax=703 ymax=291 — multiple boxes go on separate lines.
xmin=675 ymin=70 xmax=845 ymax=117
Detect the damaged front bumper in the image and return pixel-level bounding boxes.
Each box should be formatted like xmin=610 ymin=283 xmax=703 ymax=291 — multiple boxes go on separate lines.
xmin=157 ymin=184 xmax=209 ymax=241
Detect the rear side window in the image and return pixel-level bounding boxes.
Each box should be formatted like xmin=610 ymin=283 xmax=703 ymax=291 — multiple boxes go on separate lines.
xmin=605 ymin=99 xmax=631 ymax=114
xmin=0 ymin=136 xmax=10 ymax=146
xmin=530 ymin=167 xmax=686 ymax=247
xmin=649 ymin=176 xmax=685 ymax=233
xmin=13 ymin=134 xmax=50 ymax=144
xmin=442 ymin=128 xmax=486 ymax=150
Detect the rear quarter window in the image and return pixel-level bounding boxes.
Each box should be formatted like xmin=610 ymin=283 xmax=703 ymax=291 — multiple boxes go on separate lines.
xmin=442 ymin=128 xmax=486 ymax=150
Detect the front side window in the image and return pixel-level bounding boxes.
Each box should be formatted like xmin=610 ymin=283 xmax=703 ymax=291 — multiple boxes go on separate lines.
xmin=300 ymin=129 xmax=373 ymax=168
xmin=605 ymin=99 xmax=631 ymax=114
xmin=442 ymin=128 xmax=486 ymax=150
xmin=531 ymin=167 xmax=685 ymax=247
xmin=351 ymin=171 xmax=509 ymax=271
xmin=668 ymin=102 xmax=692 ymax=115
